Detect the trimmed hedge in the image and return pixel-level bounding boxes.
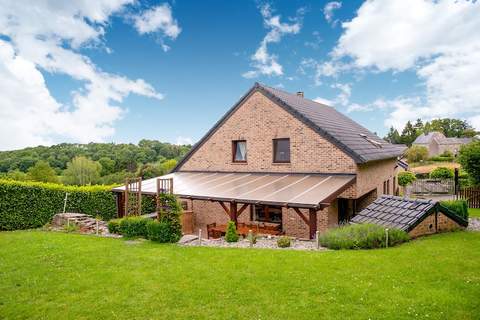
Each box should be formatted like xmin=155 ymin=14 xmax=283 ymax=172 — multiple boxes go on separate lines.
xmin=0 ymin=179 xmax=156 ymax=231
xmin=119 ymin=217 xmax=149 ymax=238
xmin=319 ymin=224 xmax=410 ymax=250
xmin=440 ymin=200 xmax=469 ymax=220
xmin=146 ymin=219 xmax=180 ymax=243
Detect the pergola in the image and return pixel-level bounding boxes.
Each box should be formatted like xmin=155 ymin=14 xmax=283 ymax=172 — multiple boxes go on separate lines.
xmin=112 ymin=171 xmax=356 ymax=239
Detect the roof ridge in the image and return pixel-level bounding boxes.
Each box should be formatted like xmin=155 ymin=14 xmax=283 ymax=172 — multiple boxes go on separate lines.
xmin=256 ymin=82 xmax=333 ymax=108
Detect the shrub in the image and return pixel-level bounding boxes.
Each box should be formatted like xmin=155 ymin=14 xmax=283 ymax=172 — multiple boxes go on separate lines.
xmin=157 ymin=193 xmax=182 ymax=242
xmin=319 ymin=224 xmax=410 ymax=250
xmin=406 ymin=146 xmax=428 ymax=163
xmin=107 ymin=218 xmax=122 ymax=234
xmin=0 ymin=179 xmax=156 ymax=231
xmin=397 ymin=171 xmax=416 ymax=187
xmin=429 ymin=155 xmax=454 ymax=162
xmin=146 ymin=219 xmax=179 ymax=243
xmin=119 ymin=217 xmax=149 ymax=238
xmin=225 ymin=220 xmax=239 ymax=242
xmin=459 ymin=141 xmax=480 ymax=186
xmin=277 ymin=236 xmax=291 ymax=248
xmin=429 ymin=167 xmax=454 ymax=180
xmin=440 ymin=200 xmax=469 ymax=220
xmin=63 ymin=223 xmax=79 ymax=233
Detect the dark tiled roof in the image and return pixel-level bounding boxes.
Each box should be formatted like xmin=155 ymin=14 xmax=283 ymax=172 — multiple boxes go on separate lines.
xmin=351 ymin=195 xmax=436 ymax=231
xmin=174 ymin=83 xmax=406 ymax=171
xmin=259 ymin=84 xmax=406 ymax=163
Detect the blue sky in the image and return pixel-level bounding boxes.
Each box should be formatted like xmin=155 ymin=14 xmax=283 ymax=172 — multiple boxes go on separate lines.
xmin=1 ymin=0 xmax=479 ymax=150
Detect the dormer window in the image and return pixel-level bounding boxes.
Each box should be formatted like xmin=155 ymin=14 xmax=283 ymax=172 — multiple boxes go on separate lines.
xmin=232 ymin=140 xmax=247 ymax=162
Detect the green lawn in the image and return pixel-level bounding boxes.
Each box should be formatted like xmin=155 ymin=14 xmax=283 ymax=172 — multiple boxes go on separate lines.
xmin=469 ymin=208 xmax=480 ymax=218
xmin=1 ymin=231 xmax=479 ymax=319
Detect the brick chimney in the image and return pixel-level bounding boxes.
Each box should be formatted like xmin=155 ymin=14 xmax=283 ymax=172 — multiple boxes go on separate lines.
xmin=296 ymin=91 xmax=304 ymax=98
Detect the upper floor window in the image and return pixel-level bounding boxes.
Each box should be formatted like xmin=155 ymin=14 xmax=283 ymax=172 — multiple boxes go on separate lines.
xmin=232 ymin=140 xmax=247 ymax=162
xmin=273 ymin=138 xmax=290 ymax=163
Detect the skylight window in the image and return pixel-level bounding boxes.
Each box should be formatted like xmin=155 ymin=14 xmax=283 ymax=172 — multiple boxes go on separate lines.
xmin=359 ymin=134 xmax=383 ymax=149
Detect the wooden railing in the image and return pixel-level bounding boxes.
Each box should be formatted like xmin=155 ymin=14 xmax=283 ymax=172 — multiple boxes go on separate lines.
xmin=457 ymin=187 xmax=480 ymax=208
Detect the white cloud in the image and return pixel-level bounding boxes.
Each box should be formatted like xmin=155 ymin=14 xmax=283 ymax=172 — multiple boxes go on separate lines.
xmin=324 ymin=2 xmax=342 ymax=26
xmin=175 ymin=136 xmax=193 ymax=145
xmin=0 ymin=0 xmax=164 ymax=150
xmin=323 ymin=0 xmax=480 ymax=130
xmin=243 ymin=4 xmax=304 ymax=78
xmin=133 ymin=3 xmax=181 ymax=51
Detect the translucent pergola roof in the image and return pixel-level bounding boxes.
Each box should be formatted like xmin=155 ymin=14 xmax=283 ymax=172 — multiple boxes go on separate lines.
xmin=112 ymin=171 xmax=356 ymax=209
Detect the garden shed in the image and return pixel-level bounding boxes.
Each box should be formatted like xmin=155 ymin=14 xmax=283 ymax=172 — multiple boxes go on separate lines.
xmin=351 ymin=195 xmax=468 ymax=237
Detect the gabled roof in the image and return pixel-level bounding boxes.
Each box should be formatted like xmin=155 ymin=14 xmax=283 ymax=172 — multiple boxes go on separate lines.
xmin=174 ymin=83 xmax=406 ymax=171
xmin=413 ymin=131 xmax=445 ymax=144
xmin=351 ymin=195 xmax=468 ymax=231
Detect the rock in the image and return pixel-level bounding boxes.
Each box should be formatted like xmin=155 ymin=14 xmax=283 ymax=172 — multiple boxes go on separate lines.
xmin=178 ymin=234 xmax=198 ymax=244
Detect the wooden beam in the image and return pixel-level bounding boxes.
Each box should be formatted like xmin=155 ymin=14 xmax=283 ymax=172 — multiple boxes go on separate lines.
xmin=115 ymin=192 xmax=125 ymax=218
xmin=218 ymin=202 xmax=230 ymax=216
xmin=309 ymin=208 xmax=317 ymax=240
xmin=293 ymin=207 xmax=309 ymax=225
xmin=230 ymin=202 xmax=238 ymax=226
xmin=236 ymin=204 xmax=249 ymax=218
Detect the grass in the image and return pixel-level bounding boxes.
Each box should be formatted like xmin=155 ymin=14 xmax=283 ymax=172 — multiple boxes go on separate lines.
xmin=469 ymin=208 xmax=480 ymax=218
xmin=1 ymin=231 xmax=479 ymax=319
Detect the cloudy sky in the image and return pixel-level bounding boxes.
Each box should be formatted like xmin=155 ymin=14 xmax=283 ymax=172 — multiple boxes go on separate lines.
xmin=1 ymin=0 xmax=479 ymax=150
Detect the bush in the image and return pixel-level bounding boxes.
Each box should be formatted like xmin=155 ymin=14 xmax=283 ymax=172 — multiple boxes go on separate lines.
xmin=440 ymin=200 xmax=469 ymax=220
xmin=0 ymin=179 xmax=117 ymax=231
xmin=119 ymin=217 xmax=149 ymax=238
xmin=429 ymin=155 xmax=454 ymax=162
xmin=146 ymin=219 xmax=179 ymax=243
xmin=397 ymin=171 xmax=416 ymax=187
xmin=157 ymin=193 xmax=182 ymax=242
xmin=406 ymin=146 xmax=429 ymax=163
xmin=319 ymin=224 xmax=410 ymax=250
xmin=429 ymin=167 xmax=454 ymax=179
xmin=225 ymin=220 xmax=239 ymax=242
xmin=0 ymin=179 xmax=157 ymax=231
xmin=277 ymin=236 xmax=291 ymax=248
xmin=107 ymin=218 xmax=122 ymax=234
xmin=459 ymin=141 xmax=480 ymax=186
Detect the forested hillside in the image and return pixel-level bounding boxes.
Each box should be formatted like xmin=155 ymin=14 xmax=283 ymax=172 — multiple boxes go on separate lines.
xmin=0 ymin=140 xmax=191 ymax=185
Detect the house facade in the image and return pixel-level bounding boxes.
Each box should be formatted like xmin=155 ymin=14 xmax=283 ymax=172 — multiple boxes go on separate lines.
xmin=114 ymin=83 xmax=406 ymax=239
xmin=413 ymin=131 xmax=472 ymax=157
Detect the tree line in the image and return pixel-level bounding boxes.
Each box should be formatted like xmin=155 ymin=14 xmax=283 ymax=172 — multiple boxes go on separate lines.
xmin=0 ymin=140 xmax=191 ymax=185
xmin=384 ymin=118 xmax=477 ymax=146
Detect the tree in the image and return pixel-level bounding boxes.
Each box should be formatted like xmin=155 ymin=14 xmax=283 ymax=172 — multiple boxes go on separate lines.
xmin=98 ymin=157 xmax=116 ymax=176
xmin=397 ymin=171 xmax=416 ymax=187
xmin=63 ymin=156 xmax=102 ymax=185
xmin=160 ymin=159 xmax=177 ymax=174
xmin=400 ymin=121 xmax=420 ymax=146
xmin=424 ymin=118 xmax=476 ymax=138
xmin=27 ymin=160 xmax=58 ymax=183
xmin=405 ymin=146 xmax=428 ymax=163
xmin=384 ymin=127 xmax=401 ymax=144
xmin=458 ymin=141 xmax=480 ymax=186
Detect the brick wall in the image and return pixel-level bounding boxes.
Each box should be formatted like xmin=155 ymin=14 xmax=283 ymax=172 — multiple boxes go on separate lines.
xmin=355 ymin=159 xmax=397 ymax=198
xmin=179 ymin=91 xmax=357 ymax=173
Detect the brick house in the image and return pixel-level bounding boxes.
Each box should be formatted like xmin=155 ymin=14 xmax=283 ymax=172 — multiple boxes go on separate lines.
xmin=114 ymin=83 xmax=407 ymax=239
xmin=413 ymin=131 xmax=472 ymax=157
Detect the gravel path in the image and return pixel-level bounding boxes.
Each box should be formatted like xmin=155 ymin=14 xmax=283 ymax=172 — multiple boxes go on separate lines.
xmin=179 ymin=236 xmax=326 ymax=251
xmin=467 ymin=218 xmax=480 ymax=231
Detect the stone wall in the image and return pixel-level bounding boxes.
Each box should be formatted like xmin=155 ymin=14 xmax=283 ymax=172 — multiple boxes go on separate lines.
xmin=408 ymin=212 xmax=462 ymax=238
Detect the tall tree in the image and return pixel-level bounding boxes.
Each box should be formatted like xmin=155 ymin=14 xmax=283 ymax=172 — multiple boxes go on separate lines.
xmin=27 ymin=160 xmax=58 ymax=183
xmin=400 ymin=121 xmax=419 ymax=146
xmin=63 ymin=156 xmax=102 ymax=185
xmin=384 ymin=127 xmax=401 ymax=144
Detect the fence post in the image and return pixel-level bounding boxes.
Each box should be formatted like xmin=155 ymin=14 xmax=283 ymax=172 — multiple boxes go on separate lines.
xmin=385 ymin=228 xmax=389 ymax=248
xmin=316 ymin=231 xmax=320 ymax=250
xmin=198 ymin=229 xmax=202 ymax=246
xmin=454 ymin=168 xmax=459 ymax=196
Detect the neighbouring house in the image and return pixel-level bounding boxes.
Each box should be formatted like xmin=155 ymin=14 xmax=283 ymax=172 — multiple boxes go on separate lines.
xmin=113 ymin=83 xmax=406 ymax=239
xmin=351 ymin=195 xmax=468 ymax=237
xmin=413 ymin=131 xmax=472 ymax=157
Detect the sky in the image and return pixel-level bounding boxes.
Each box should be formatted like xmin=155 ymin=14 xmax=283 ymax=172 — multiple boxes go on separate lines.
xmin=1 ymin=0 xmax=480 ymax=151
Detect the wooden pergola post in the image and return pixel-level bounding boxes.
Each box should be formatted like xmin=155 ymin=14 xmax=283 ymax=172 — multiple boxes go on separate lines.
xmin=230 ymin=202 xmax=238 ymax=226
xmin=293 ymin=207 xmax=318 ymax=240
xmin=115 ymin=192 xmax=125 ymax=217
xmin=308 ymin=208 xmax=318 ymax=240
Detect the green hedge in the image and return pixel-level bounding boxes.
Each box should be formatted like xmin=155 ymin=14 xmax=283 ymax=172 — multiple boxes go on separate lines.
xmin=319 ymin=224 xmax=410 ymax=250
xmin=440 ymin=200 xmax=469 ymax=220
xmin=0 ymin=179 xmax=156 ymax=231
